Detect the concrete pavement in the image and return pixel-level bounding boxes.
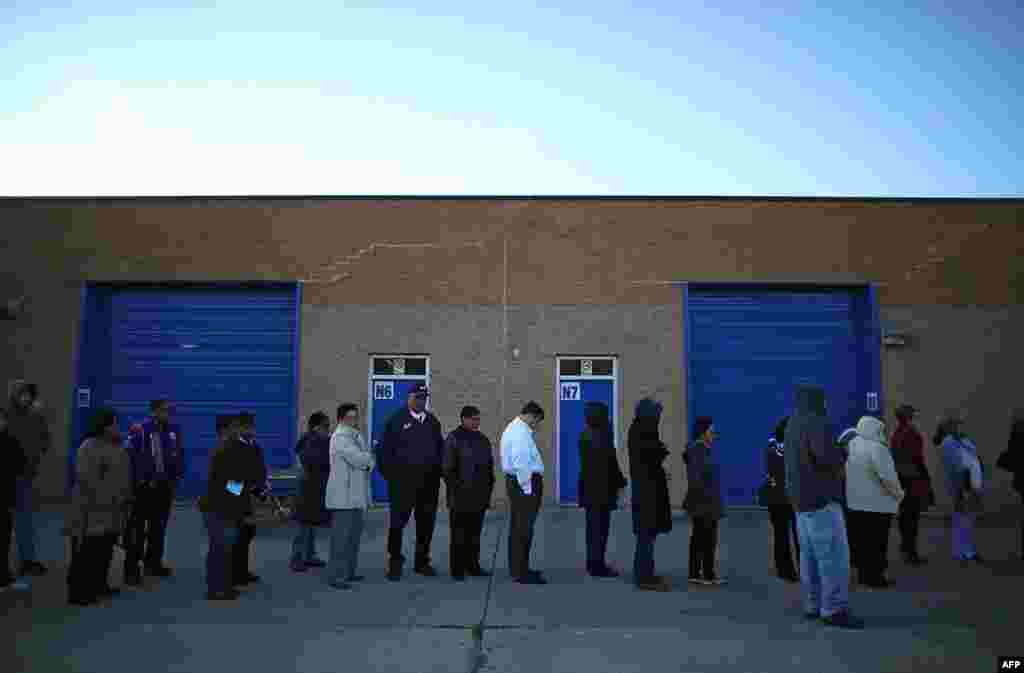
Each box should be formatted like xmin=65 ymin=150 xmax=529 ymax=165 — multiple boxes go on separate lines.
xmin=3 ymin=504 xmax=1021 ymax=673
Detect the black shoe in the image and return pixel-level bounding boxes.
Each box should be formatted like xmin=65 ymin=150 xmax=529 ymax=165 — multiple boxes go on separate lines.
xmin=328 ymin=581 xmax=352 ymax=590
xmin=305 ymin=558 xmax=327 ymax=568
xmin=779 ymin=571 xmax=800 ymax=583
xmin=803 ymin=612 xmax=819 ymax=620
xmin=206 ymin=590 xmax=240 ymax=601
xmin=467 ymin=568 xmax=492 ymax=577
xmin=862 ymin=577 xmax=891 ymax=589
xmin=821 ymin=611 xmax=865 ymax=629
xmin=68 ymin=595 xmax=97 ymax=606
xmin=234 ymin=573 xmax=261 ymax=586
xmin=452 ymin=573 xmax=466 ymax=582
xmin=146 ymin=565 xmax=173 ymax=578
xmin=903 ymin=551 xmax=926 ymax=566
xmin=589 ymin=566 xmax=620 ymax=578
xmin=414 ymin=564 xmax=438 ymax=577
xmin=100 ymin=586 xmax=121 ymax=597
xmin=21 ymin=561 xmax=47 ymax=577
xmin=346 ymin=575 xmax=366 ymax=582
xmin=528 ymin=569 xmax=545 ymax=580
xmin=515 ymin=574 xmax=548 ymax=585
xmin=124 ymin=570 xmax=143 ymax=587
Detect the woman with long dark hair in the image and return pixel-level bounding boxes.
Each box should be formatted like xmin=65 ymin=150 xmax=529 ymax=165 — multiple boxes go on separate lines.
xmin=65 ymin=408 xmax=134 ymax=606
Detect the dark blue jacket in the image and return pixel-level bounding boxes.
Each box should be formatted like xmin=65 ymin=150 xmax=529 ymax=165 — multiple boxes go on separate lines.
xmin=128 ymin=418 xmax=185 ymax=484
xmin=379 ymin=408 xmax=444 ymax=478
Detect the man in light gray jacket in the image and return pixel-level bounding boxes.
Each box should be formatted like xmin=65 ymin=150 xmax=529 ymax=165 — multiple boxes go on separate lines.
xmin=324 ymin=403 xmax=374 ymax=590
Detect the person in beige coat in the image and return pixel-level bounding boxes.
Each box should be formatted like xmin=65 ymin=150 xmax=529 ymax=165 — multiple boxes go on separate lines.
xmin=324 ymin=403 xmax=374 ymax=589
xmin=845 ymin=416 xmax=905 ymax=588
xmin=64 ymin=408 xmax=135 ymax=606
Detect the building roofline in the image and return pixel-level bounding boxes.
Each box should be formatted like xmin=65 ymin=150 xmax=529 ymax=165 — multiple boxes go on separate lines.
xmin=1 ymin=194 xmax=1022 ymax=205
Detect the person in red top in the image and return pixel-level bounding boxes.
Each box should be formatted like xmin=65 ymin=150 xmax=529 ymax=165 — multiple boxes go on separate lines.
xmin=890 ymin=404 xmax=935 ymax=565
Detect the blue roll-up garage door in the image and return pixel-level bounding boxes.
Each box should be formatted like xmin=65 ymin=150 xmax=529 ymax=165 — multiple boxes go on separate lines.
xmin=72 ymin=284 xmax=300 ymax=499
xmin=685 ymin=285 xmax=882 ymax=506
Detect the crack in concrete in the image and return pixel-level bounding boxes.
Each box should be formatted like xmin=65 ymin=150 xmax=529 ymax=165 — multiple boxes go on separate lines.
xmin=300 ymin=240 xmax=488 ymax=286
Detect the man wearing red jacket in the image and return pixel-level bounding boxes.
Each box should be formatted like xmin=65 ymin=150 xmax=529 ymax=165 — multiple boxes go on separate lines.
xmin=125 ymin=399 xmax=185 ymax=584
xmin=890 ymin=404 xmax=934 ymax=566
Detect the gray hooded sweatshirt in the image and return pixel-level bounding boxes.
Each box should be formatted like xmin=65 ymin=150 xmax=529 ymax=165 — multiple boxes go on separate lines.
xmin=784 ymin=385 xmax=845 ymax=512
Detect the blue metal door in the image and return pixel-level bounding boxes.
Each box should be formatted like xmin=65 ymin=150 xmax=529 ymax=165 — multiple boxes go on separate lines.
xmin=71 ymin=284 xmax=301 ymax=499
xmin=369 ymin=379 xmax=420 ymax=503
xmin=558 ymin=379 xmax=614 ymax=504
xmin=685 ymin=285 xmax=881 ymax=506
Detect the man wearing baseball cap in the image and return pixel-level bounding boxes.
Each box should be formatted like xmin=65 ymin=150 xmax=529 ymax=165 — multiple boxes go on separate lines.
xmin=378 ymin=384 xmax=445 ymax=580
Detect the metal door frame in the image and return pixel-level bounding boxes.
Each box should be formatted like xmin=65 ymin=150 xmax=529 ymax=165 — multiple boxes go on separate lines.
xmin=553 ymin=355 xmax=620 ymax=505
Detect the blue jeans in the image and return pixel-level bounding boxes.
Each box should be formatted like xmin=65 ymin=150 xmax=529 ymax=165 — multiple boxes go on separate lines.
xmin=14 ymin=477 xmax=39 ymax=565
xmin=327 ymin=509 xmax=365 ymax=585
xmin=633 ymin=528 xmax=656 ymax=583
xmin=204 ymin=512 xmax=240 ymax=594
xmin=291 ymin=525 xmax=319 ymax=562
xmin=796 ymin=502 xmax=851 ymax=618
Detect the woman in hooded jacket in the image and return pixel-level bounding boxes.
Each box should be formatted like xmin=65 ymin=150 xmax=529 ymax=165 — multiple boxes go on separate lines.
xmin=938 ymin=413 xmax=984 ymax=563
xmin=845 ymin=416 xmax=904 ymax=588
xmin=627 ymin=399 xmax=672 ymax=591
xmin=578 ymin=401 xmax=627 ymax=577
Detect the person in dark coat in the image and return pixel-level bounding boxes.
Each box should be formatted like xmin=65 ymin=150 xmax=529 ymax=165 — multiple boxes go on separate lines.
xmin=1 ymin=407 xmax=29 ymax=591
xmin=760 ymin=417 xmax=800 ymax=582
xmin=684 ymin=416 xmax=725 ymax=585
xmin=123 ymin=399 xmax=185 ymax=584
xmin=7 ymin=381 xmax=52 ymax=577
xmin=203 ymin=415 xmax=258 ymax=601
xmin=379 ymin=383 xmax=445 ymax=580
xmin=627 ymin=398 xmax=672 ymax=592
xmin=578 ymin=401 xmax=627 ymax=577
xmin=996 ymin=410 xmax=1024 ymax=560
xmin=290 ymin=411 xmax=332 ymax=572
xmin=232 ymin=412 xmax=269 ymax=586
xmin=890 ymin=404 xmax=935 ymax=566
xmin=443 ymin=405 xmax=496 ymax=580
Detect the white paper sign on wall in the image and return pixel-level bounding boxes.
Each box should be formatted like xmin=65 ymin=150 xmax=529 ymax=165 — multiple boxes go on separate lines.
xmin=374 ymin=381 xmax=395 ymax=400
xmin=560 ymin=382 xmax=581 ymax=401
xmin=866 ymin=392 xmax=879 ymax=412
xmin=581 ymin=359 xmax=593 ymax=376
xmin=77 ymin=388 xmax=91 ymax=408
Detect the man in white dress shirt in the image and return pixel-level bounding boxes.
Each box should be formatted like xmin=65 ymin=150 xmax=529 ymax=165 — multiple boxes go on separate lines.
xmin=500 ymin=401 xmax=548 ymax=585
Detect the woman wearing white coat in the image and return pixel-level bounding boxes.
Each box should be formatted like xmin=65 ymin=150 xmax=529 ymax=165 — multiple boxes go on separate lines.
xmin=324 ymin=403 xmax=374 ymax=590
xmin=845 ymin=416 xmax=905 ymax=588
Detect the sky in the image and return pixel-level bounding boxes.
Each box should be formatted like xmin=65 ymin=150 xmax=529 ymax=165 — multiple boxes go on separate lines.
xmin=1 ymin=1 xmax=1021 ymax=197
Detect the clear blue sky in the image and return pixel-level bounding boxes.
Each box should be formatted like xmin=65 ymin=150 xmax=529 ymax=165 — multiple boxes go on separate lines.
xmin=2 ymin=1 xmax=1021 ymax=196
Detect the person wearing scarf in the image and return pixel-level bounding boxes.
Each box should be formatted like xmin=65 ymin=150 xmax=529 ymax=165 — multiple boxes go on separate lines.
xmin=938 ymin=413 xmax=984 ymax=563
xmin=627 ymin=399 xmax=672 ymax=591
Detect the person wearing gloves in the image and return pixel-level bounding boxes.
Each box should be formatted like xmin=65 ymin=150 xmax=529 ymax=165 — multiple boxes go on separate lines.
xmin=500 ymin=401 xmax=548 ymax=585
xmin=578 ymin=401 xmax=627 ymax=578
xmin=845 ymin=416 xmax=905 ymax=588
xmin=324 ymin=404 xmax=374 ymax=590
xmin=627 ymin=399 xmax=673 ymax=592
xmin=938 ymin=413 xmax=985 ymax=563
xmin=64 ymin=408 xmax=135 ymax=606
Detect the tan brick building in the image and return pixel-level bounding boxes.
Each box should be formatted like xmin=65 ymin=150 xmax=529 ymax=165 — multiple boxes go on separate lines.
xmin=1 ymin=197 xmax=1021 ymax=512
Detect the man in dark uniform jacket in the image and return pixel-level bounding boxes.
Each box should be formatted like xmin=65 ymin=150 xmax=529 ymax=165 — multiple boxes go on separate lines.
xmin=443 ymin=405 xmax=496 ymax=580
xmin=379 ymin=384 xmax=445 ymax=580
xmin=231 ymin=412 xmax=269 ymax=586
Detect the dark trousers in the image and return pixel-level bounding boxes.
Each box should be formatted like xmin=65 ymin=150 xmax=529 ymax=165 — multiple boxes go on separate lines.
xmin=232 ymin=522 xmax=256 ymax=581
xmin=387 ymin=470 xmax=441 ymax=567
xmin=897 ymin=497 xmax=922 ymax=556
xmin=584 ymin=506 xmax=612 ymax=571
xmin=506 ymin=474 xmax=542 ymax=579
xmin=633 ymin=528 xmax=657 ymax=583
xmin=125 ymin=481 xmax=173 ymax=571
xmin=847 ymin=509 xmax=893 ymax=583
xmin=768 ymin=504 xmax=800 ymax=577
xmin=204 ymin=512 xmax=239 ymax=594
xmin=0 ymin=507 xmax=13 ymax=583
xmin=67 ymin=533 xmax=117 ymax=601
xmin=450 ymin=509 xmax=486 ymax=576
xmin=688 ymin=516 xmax=719 ymax=579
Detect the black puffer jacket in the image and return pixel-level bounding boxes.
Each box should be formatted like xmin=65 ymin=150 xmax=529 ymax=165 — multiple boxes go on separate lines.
xmin=443 ymin=426 xmax=496 ymax=512
xmin=628 ymin=413 xmax=672 ymax=536
xmin=578 ymin=402 xmax=626 ymax=509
